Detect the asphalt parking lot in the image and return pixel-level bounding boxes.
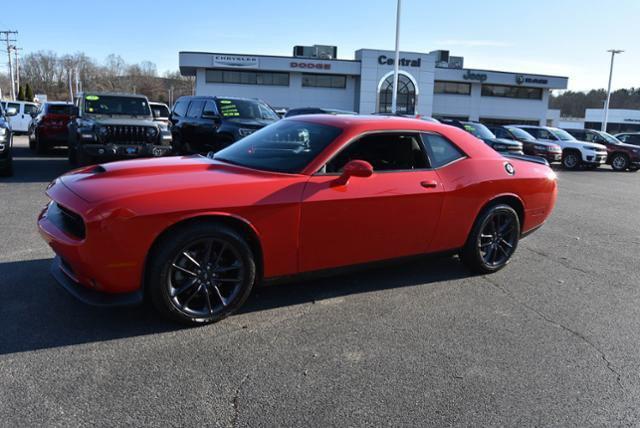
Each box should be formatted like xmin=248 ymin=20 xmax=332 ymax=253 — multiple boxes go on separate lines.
xmin=1 ymin=136 xmax=640 ymax=426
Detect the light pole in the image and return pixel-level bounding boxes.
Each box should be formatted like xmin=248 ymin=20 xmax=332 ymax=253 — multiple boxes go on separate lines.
xmin=390 ymin=0 xmax=402 ymax=114
xmin=602 ymin=49 xmax=623 ymax=132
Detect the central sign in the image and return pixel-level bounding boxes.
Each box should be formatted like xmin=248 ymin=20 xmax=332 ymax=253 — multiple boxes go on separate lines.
xmin=378 ymin=55 xmax=421 ymax=67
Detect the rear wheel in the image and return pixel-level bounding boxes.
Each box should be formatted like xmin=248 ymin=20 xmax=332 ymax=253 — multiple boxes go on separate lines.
xmin=562 ymin=150 xmax=581 ymax=170
xmin=147 ymin=223 xmax=256 ymax=325
xmin=35 ymin=134 xmax=48 ymax=155
xmin=461 ymin=204 xmax=520 ymax=274
xmin=611 ymin=153 xmax=629 ymax=172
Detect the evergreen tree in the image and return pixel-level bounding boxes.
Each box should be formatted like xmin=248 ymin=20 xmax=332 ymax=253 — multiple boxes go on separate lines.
xmin=25 ymin=84 xmax=34 ymax=101
xmin=17 ymin=85 xmax=25 ymax=101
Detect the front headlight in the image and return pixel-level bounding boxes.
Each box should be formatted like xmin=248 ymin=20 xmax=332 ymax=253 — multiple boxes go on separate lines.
xmin=0 ymin=127 xmax=7 ymax=139
xmin=145 ymin=127 xmax=158 ymax=140
xmin=97 ymin=126 xmax=109 ymax=138
xmin=493 ymin=144 xmax=507 ymax=150
xmin=534 ymin=145 xmax=546 ymax=151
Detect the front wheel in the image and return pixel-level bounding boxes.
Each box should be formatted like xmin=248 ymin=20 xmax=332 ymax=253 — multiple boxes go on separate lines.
xmin=460 ymin=204 xmax=520 ymax=274
xmin=562 ymin=151 xmax=581 ymax=170
xmin=611 ymin=153 xmax=629 ymax=172
xmin=147 ymin=223 xmax=256 ymax=325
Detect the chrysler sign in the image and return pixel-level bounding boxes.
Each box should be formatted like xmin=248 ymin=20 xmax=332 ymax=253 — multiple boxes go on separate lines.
xmin=212 ymin=55 xmax=259 ymax=68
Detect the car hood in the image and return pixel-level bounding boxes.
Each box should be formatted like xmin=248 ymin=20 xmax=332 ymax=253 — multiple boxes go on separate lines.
xmin=59 ymin=156 xmax=300 ymax=204
xmin=225 ymin=118 xmax=277 ymax=128
xmin=483 ymin=137 xmax=523 ymax=147
xmin=89 ymin=117 xmax=157 ymax=127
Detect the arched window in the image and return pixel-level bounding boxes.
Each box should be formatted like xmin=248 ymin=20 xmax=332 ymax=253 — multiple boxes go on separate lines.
xmin=378 ymin=73 xmax=417 ymax=114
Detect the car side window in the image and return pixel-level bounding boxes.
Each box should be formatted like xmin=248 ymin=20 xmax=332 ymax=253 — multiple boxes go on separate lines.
xmin=24 ymin=104 xmax=38 ymax=115
xmin=326 ymin=133 xmax=428 ymax=173
xmin=629 ymin=135 xmax=640 ymax=145
xmin=187 ymin=100 xmax=204 ymax=118
xmin=202 ymin=101 xmax=217 ymax=117
xmin=495 ymin=128 xmax=511 ymax=139
xmin=421 ymin=133 xmax=465 ymax=168
xmin=173 ymin=100 xmax=188 ymax=117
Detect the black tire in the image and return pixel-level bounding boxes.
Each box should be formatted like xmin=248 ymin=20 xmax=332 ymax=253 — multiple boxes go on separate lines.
xmin=460 ymin=204 xmax=520 ymax=274
xmin=629 ymin=166 xmax=639 ymax=173
xmin=76 ymin=150 xmax=94 ymax=167
xmin=68 ymin=146 xmax=78 ymax=166
xmin=0 ymin=161 xmax=12 ymax=177
xmin=35 ymin=134 xmax=48 ymax=155
xmin=562 ymin=150 xmax=581 ymax=170
xmin=147 ymin=222 xmax=256 ymax=325
xmin=610 ymin=153 xmax=629 ymax=172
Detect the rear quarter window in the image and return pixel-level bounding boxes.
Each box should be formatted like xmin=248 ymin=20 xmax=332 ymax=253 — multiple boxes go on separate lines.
xmin=421 ymin=133 xmax=465 ymax=168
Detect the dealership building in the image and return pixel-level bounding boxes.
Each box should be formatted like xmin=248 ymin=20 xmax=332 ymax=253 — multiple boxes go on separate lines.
xmin=179 ymin=45 xmax=568 ymax=125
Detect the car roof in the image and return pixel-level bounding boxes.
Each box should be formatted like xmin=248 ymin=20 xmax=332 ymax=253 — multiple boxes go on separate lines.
xmin=285 ymin=114 xmax=470 ymax=134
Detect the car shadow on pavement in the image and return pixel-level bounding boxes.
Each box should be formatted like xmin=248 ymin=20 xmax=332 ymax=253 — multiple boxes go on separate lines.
xmin=0 ymin=255 xmax=471 ymax=355
xmin=3 ymin=144 xmax=71 ymax=184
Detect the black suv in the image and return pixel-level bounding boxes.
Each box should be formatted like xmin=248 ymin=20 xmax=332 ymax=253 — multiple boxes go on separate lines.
xmin=440 ymin=119 xmax=523 ymax=154
xmin=67 ymin=92 xmax=173 ymax=166
xmin=170 ymin=96 xmax=279 ymax=154
xmin=0 ymin=103 xmax=14 ymax=176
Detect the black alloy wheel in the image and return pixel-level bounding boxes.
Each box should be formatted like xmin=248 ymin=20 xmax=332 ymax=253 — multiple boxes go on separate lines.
xmin=461 ymin=204 xmax=520 ymax=274
xmin=148 ymin=223 xmax=256 ymax=325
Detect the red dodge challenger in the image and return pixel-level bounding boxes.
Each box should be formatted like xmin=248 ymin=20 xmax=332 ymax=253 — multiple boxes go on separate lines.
xmin=38 ymin=115 xmax=558 ymax=325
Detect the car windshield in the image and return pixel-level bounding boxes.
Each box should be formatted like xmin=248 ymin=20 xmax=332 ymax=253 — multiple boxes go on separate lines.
xmin=213 ymin=120 xmax=342 ymax=174
xmin=463 ymin=123 xmax=495 ymax=139
xmin=151 ymin=104 xmax=170 ymax=118
xmin=47 ymin=104 xmax=74 ymax=115
xmin=507 ymin=126 xmax=536 ymax=142
xmin=549 ymin=128 xmax=576 ymax=141
xmin=84 ymin=95 xmax=151 ymax=116
xmin=215 ymin=98 xmax=279 ymax=121
xmin=599 ymin=131 xmax=622 ymax=144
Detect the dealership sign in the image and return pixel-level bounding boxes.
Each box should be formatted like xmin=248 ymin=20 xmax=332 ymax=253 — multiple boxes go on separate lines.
xmin=290 ymin=62 xmax=331 ymax=70
xmin=462 ymin=70 xmax=488 ymax=82
xmin=378 ymin=55 xmax=421 ymax=67
xmin=516 ymin=75 xmax=549 ymax=85
xmin=212 ymin=55 xmax=259 ymax=68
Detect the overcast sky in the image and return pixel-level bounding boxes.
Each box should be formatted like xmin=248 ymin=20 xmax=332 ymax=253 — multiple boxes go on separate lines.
xmin=3 ymin=0 xmax=638 ymax=91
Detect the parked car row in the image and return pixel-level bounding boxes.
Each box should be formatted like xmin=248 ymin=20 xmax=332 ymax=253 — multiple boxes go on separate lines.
xmin=3 ymin=90 xmax=640 ymax=174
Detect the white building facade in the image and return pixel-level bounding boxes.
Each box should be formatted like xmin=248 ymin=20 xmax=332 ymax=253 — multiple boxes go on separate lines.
xmin=584 ymin=109 xmax=640 ymax=133
xmin=179 ymin=46 xmax=568 ymax=126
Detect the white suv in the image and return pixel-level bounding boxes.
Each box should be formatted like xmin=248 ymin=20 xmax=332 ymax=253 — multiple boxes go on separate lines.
xmin=514 ymin=125 xmax=607 ymax=170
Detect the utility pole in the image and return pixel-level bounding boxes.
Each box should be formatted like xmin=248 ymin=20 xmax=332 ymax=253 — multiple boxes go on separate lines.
xmin=602 ymin=49 xmax=624 ymax=132
xmin=13 ymin=46 xmax=23 ymax=98
xmin=1 ymin=31 xmax=18 ymax=100
xmin=390 ymin=0 xmax=402 ymax=114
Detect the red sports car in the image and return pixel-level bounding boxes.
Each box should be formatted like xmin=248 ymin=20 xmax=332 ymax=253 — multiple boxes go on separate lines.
xmin=38 ymin=115 xmax=558 ymax=325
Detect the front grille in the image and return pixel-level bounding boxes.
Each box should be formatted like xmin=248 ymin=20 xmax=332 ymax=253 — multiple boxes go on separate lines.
xmin=48 ymin=202 xmax=86 ymax=239
xmin=101 ymin=125 xmax=150 ymax=144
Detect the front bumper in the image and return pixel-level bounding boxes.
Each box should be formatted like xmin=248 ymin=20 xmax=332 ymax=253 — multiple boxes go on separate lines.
xmin=582 ymin=153 xmax=607 ymax=164
xmin=532 ymin=150 xmax=561 ymax=162
xmin=79 ymin=142 xmax=172 ymax=159
xmin=50 ymin=256 xmax=143 ymax=306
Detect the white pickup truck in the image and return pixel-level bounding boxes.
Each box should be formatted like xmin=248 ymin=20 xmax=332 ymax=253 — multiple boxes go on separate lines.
xmin=514 ymin=125 xmax=607 ymax=170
